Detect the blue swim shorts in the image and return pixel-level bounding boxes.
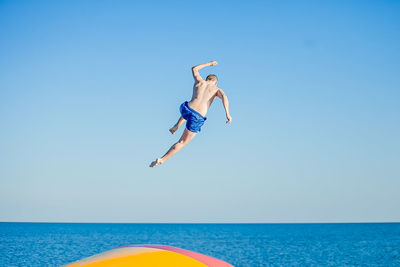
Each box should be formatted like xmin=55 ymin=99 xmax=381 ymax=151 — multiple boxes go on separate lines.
xmin=179 ymin=101 xmax=207 ymax=133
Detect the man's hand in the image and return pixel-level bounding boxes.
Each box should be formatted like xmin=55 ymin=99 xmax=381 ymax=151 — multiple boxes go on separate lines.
xmin=226 ymin=114 xmax=232 ymax=124
xmin=192 ymin=61 xmax=218 ymax=82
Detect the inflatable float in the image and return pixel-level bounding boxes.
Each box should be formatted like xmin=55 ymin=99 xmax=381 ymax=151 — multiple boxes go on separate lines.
xmin=65 ymin=244 xmax=234 ymax=266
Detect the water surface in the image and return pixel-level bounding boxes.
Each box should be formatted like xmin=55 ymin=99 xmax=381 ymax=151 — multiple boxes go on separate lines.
xmin=0 ymin=222 xmax=399 ymax=266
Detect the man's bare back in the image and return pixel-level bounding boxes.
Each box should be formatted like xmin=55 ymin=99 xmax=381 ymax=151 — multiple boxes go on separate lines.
xmin=150 ymin=61 xmax=232 ymax=168
xmin=188 ymin=78 xmax=219 ymax=117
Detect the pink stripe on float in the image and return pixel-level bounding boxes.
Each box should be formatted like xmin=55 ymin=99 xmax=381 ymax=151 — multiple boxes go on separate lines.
xmin=121 ymin=244 xmax=234 ymax=267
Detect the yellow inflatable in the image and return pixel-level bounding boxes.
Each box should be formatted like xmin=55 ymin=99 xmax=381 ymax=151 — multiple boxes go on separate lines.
xmin=65 ymin=244 xmax=234 ymax=267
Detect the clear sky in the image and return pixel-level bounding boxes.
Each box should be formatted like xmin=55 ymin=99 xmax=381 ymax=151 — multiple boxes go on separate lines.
xmin=1 ymin=0 xmax=399 ymax=223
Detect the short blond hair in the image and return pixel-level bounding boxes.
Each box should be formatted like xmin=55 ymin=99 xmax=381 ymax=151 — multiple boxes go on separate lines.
xmin=206 ymin=74 xmax=218 ymax=82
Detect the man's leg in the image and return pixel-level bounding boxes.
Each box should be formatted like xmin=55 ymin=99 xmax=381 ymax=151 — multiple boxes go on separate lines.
xmin=150 ymin=128 xmax=196 ymax=167
xmin=169 ymin=116 xmax=186 ymax=134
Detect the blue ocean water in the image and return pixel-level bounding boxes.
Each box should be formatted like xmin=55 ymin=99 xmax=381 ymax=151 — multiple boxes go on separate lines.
xmin=0 ymin=223 xmax=399 ymax=266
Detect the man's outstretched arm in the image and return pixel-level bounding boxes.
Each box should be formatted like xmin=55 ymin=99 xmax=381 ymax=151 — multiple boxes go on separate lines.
xmin=192 ymin=61 xmax=218 ymax=82
xmin=217 ymin=89 xmax=232 ymax=124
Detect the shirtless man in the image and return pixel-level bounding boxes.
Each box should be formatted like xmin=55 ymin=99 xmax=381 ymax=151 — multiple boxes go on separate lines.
xmin=149 ymin=61 xmax=232 ymax=168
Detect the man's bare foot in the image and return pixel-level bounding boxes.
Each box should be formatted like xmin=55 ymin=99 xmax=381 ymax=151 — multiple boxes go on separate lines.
xmin=169 ymin=125 xmax=178 ymax=134
xmin=149 ymin=158 xmax=163 ymax=168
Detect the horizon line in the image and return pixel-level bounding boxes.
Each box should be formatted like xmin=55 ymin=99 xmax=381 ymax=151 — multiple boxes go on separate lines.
xmin=1 ymin=221 xmax=399 ymax=224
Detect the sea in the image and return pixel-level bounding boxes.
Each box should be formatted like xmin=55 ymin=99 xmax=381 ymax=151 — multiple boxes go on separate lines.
xmin=0 ymin=222 xmax=399 ymax=266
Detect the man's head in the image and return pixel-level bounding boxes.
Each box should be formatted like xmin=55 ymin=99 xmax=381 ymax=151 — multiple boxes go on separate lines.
xmin=206 ymin=74 xmax=218 ymax=85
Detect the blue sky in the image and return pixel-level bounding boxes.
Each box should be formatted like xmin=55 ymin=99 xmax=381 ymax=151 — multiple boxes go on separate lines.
xmin=1 ymin=0 xmax=399 ymax=223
